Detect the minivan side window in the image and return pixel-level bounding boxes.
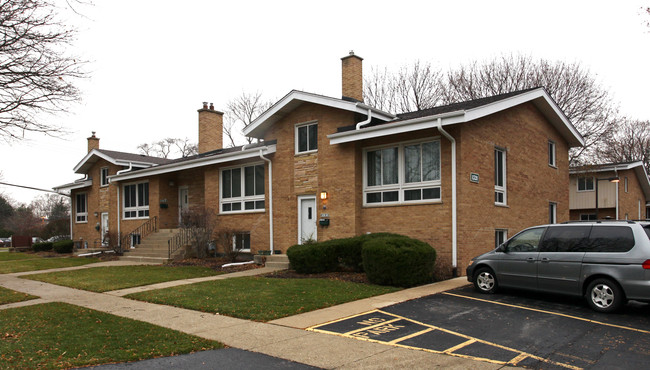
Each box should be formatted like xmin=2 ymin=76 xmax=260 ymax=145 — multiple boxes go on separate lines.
xmin=588 ymin=226 xmax=635 ymax=252
xmin=505 ymin=228 xmax=546 ymax=252
xmin=540 ymin=226 xmax=591 ymax=252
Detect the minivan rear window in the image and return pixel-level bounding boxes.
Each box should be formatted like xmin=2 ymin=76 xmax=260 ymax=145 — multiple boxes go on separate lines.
xmin=588 ymin=226 xmax=635 ymax=252
xmin=540 ymin=226 xmax=591 ymax=252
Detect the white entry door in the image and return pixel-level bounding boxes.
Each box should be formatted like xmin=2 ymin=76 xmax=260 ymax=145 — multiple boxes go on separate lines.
xmin=179 ymin=187 xmax=189 ymax=223
xmin=101 ymin=212 xmax=109 ymax=246
xmin=298 ymin=196 xmax=317 ymax=244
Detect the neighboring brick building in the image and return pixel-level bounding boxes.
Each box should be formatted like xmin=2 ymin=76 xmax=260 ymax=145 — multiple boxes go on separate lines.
xmin=569 ymin=161 xmax=650 ymax=221
xmin=55 ymin=53 xmax=584 ymax=275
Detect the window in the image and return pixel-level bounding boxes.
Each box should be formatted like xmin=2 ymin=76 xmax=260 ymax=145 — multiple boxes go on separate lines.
xmin=234 ymin=232 xmax=251 ymax=251
xmin=549 ymin=202 xmax=557 ymax=224
xmin=495 ymin=229 xmax=507 ymax=249
xmin=505 ymin=227 xmax=545 ymax=253
xmin=548 ymin=140 xmax=556 ymax=167
xmin=100 ymin=167 xmax=109 ymax=187
xmin=494 ymin=147 xmax=506 ymax=205
xmin=75 ymin=193 xmax=87 ymax=223
xmin=577 ymin=177 xmax=594 ymax=191
xmin=295 ymin=122 xmax=318 ymax=153
xmin=540 ymin=226 xmax=591 ymax=252
xmin=580 ymin=213 xmax=597 ymax=221
xmin=588 ymin=226 xmax=634 ymax=252
xmin=123 ymin=182 xmax=149 ymax=219
xmin=364 ymin=139 xmax=441 ymax=205
xmin=625 ymin=177 xmax=628 ymax=193
xmin=221 ymin=164 xmax=265 ymax=213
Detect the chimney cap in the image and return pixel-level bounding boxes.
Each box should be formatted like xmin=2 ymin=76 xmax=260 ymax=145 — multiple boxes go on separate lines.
xmin=341 ymin=50 xmax=363 ymax=61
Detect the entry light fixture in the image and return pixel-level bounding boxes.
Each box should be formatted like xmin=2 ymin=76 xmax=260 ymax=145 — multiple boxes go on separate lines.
xmin=320 ymin=191 xmax=328 ymax=200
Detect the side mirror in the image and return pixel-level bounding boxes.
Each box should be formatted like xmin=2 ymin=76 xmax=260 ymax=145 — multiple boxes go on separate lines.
xmin=498 ymin=243 xmax=507 ymax=253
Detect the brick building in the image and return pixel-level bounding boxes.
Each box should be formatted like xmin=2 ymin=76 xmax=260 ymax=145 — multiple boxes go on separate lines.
xmin=55 ymin=53 xmax=584 ymax=275
xmin=569 ymin=161 xmax=650 ymax=221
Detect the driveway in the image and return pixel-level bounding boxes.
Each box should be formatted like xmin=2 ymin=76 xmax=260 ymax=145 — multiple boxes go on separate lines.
xmin=309 ymin=286 xmax=650 ymax=369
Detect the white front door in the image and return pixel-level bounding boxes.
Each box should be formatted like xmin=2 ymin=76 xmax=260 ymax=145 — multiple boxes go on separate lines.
xmin=298 ymin=196 xmax=317 ymax=244
xmin=179 ymin=187 xmax=189 ymax=223
xmin=100 ymin=212 xmax=109 ymax=246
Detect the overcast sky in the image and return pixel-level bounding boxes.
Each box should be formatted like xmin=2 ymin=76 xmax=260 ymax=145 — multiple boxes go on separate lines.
xmin=1 ymin=0 xmax=649 ymax=204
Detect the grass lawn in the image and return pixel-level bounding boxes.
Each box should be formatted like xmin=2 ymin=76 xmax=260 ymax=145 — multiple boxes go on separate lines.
xmin=0 ymin=252 xmax=40 ymax=262
xmin=0 ymin=256 xmax=99 ymax=274
xmin=0 ymin=302 xmax=221 ymax=369
xmin=23 ymin=265 xmax=223 ymax=292
xmin=0 ymin=286 xmax=38 ymax=305
xmin=127 ymin=276 xmax=400 ymax=322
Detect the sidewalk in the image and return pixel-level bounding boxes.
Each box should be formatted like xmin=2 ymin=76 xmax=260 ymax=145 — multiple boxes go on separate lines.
xmin=0 ymin=260 xmax=505 ymax=369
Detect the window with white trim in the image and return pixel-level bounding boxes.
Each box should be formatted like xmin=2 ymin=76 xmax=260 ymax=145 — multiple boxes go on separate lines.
xmin=123 ymin=182 xmax=149 ymax=219
xmin=295 ymin=122 xmax=318 ymax=154
xmin=577 ymin=176 xmax=594 ymax=191
xmin=549 ymin=202 xmax=557 ymax=224
xmin=625 ymin=177 xmax=628 ymax=193
xmin=221 ymin=164 xmax=265 ymax=213
xmin=494 ymin=147 xmax=507 ymax=205
xmin=495 ymin=229 xmax=507 ymax=249
xmin=75 ymin=193 xmax=87 ymax=223
xmin=234 ymin=232 xmax=251 ymax=251
xmin=100 ymin=167 xmax=109 ymax=187
xmin=364 ymin=139 xmax=441 ymax=205
xmin=548 ymin=140 xmax=556 ymax=167
xmin=580 ymin=213 xmax=597 ymax=221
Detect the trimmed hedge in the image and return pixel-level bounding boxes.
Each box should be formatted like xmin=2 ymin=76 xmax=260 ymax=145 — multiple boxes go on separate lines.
xmin=32 ymin=242 xmax=54 ymax=252
xmin=286 ymin=241 xmax=338 ymax=273
xmin=362 ymin=236 xmax=436 ymax=287
xmin=53 ymin=240 xmax=74 ymax=254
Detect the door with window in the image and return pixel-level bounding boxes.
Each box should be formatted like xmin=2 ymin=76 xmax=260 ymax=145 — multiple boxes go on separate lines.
xmin=298 ymin=196 xmax=317 ymax=244
xmin=179 ymin=187 xmax=189 ymax=224
xmin=497 ymin=227 xmax=546 ymax=289
xmin=101 ymin=213 xmax=109 ymax=246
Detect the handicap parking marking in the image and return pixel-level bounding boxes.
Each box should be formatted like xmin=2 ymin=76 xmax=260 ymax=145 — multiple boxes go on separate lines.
xmin=307 ymin=309 xmax=581 ymax=369
xmin=442 ymin=291 xmax=650 ymax=335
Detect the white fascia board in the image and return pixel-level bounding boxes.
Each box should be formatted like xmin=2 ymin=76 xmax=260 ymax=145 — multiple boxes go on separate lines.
xmin=328 ymin=111 xmax=465 ymax=145
xmin=244 ymin=90 xmax=395 ymax=138
xmin=569 ymin=161 xmax=645 ymax=174
xmin=110 ymin=145 xmax=277 ymax=182
xmin=73 ymin=149 xmax=157 ymax=174
xmin=53 ymin=179 xmax=92 ymax=192
xmin=464 ymin=89 xmax=584 ymax=147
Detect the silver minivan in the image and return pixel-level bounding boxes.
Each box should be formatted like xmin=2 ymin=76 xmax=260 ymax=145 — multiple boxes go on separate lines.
xmin=466 ymin=221 xmax=650 ymax=312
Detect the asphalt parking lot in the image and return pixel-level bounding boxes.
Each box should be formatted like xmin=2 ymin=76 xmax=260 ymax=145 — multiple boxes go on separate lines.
xmin=309 ymin=285 xmax=650 ymax=369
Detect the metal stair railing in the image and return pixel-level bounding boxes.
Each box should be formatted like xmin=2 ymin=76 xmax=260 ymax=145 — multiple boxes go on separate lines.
xmin=117 ymin=216 xmax=158 ymax=254
xmin=168 ymin=227 xmax=192 ymax=259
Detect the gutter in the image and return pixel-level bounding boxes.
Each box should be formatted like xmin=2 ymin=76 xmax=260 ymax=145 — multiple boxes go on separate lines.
xmin=259 ymin=149 xmax=274 ymax=253
xmin=435 ymin=117 xmax=458 ymax=276
xmin=355 ymin=105 xmax=372 ymax=130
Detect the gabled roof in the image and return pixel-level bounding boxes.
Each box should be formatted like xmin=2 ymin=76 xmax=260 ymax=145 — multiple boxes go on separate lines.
xmin=52 ymin=178 xmax=93 ymax=193
xmin=73 ymin=149 xmax=173 ymax=174
xmin=570 ymin=161 xmax=650 ymax=201
xmin=328 ymin=87 xmax=585 ymax=147
xmin=243 ymin=90 xmax=396 ymax=139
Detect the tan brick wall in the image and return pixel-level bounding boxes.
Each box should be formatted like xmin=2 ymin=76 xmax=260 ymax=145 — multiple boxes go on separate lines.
xmin=618 ymin=169 xmax=647 ymax=220
xmin=341 ymin=54 xmax=363 ymax=102
xmin=198 ymin=108 xmax=223 ymax=154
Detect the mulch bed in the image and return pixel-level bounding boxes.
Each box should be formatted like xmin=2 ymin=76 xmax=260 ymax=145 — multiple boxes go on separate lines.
xmin=263 ymin=270 xmax=369 ymax=284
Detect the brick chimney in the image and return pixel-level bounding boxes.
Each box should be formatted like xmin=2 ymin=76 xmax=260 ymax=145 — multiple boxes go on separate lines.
xmin=197 ymin=102 xmax=223 ymax=154
xmin=87 ymin=131 xmax=99 ymax=153
xmin=341 ymin=51 xmax=363 ymax=102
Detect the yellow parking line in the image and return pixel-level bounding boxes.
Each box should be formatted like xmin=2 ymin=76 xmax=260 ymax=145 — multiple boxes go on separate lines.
xmin=443 ymin=292 xmax=650 ymax=334
xmin=443 ymin=339 xmax=475 ymax=354
xmin=343 ymin=317 xmax=403 ymax=336
xmin=389 ymin=328 xmax=433 ymax=344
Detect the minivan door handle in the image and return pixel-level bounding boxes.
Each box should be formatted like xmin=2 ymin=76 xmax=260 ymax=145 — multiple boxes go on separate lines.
xmin=540 ymin=257 xmax=550 ymax=263
xmin=526 ymin=257 xmax=536 ymax=262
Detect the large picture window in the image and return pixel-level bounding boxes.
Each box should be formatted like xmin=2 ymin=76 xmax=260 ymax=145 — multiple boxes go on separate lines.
xmin=295 ymin=122 xmax=318 ymax=154
xmin=495 ymin=147 xmax=507 ymax=205
xmin=221 ymin=164 xmax=265 ymax=213
xmin=123 ymin=182 xmax=149 ymax=219
xmin=363 ymin=139 xmax=441 ymax=205
xmin=75 ymin=193 xmax=87 ymax=223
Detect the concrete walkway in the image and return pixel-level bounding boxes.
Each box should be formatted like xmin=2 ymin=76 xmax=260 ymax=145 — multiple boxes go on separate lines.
xmin=0 ymin=260 xmax=509 ymax=369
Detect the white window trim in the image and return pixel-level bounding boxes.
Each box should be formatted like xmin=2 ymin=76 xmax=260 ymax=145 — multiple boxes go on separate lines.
xmin=548 ymin=140 xmax=556 ymax=168
xmin=294 ymin=121 xmax=318 ymax=155
xmin=580 ymin=213 xmax=597 ymax=221
xmin=123 ymin=181 xmax=150 ymax=220
xmin=576 ymin=176 xmax=595 ymax=192
xmin=625 ymin=177 xmax=629 ymax=193
xmin=495 ymin=147 xmax=507 ymax=206
xmin=362 ymin=137 xmax=442 ymax=207
xmin=220 ymin=162 xmax=265 ymax=214
xmin=75 ymin=192 xmax=88 ymax=223
xmin=549 ymin=202 xmax=557 ymax=224
xmin=100 ymin=167 xmax=109 ymax=187
xmin=495 ymin=229 xmax=508 ymax=248
xmin=233 ymin=231 xmax=251 ymax=252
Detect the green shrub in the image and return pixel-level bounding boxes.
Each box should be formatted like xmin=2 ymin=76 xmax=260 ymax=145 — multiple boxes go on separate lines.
xmin=32 ymin=242 xmax=53 ymax=252
xmin=362 ymin=235 xmax=436 ymax=287
xmin=286 ymin=242 xmax=338 ymax=273
xmin=52 ymin=240 xmax=74 ymax=254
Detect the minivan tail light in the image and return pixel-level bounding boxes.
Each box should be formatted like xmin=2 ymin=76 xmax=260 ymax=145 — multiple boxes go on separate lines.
xmin=643 ymin=260 xmax=650 ymax=270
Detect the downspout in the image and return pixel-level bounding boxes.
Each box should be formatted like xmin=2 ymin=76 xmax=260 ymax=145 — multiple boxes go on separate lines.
xmin=259 ymin=150 xmax=274 ymax=253
xmin=356 ymin=106 xmax=372 ymax=130
xmin=436 ymin=117 xmax=458 ymax=277
xmin=113 ymin=163 xmax=133 ymax=249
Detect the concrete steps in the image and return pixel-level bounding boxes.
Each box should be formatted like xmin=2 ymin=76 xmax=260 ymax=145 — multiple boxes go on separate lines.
xmin=264 ymin=254 xmax=290 ymax=269
xmin=120 ymin=229 xmax=183 ymax=264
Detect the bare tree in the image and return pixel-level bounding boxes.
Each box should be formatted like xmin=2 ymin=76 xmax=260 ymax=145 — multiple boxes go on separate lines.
xmin=137 ymin=137 xmax=197 ymax=158
xmin=173 ymin=137 xmax=198 ymax=157
xmin=29 ymin=193 xmax=69 ymax=219
xmin=0 ymin=0 xmax=86 ymax=141
xmin=442 ymin=55 xmax=618 ymax=163
xmin=597 ymin=119 xmax=650 ymax=173
xmin=223 ymin=91 xmax=273 ymax=146
xmin=364 ymin=61 xmax=444 ymax=113
xmin=180 ymin=206 xmax=216 ymax=259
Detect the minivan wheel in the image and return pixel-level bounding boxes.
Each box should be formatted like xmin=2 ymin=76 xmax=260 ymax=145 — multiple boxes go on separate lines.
xmin=586 ymin=278 xmax=624 ymax=313
xmin=474 ymin=267 xmax=498 ymax=294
